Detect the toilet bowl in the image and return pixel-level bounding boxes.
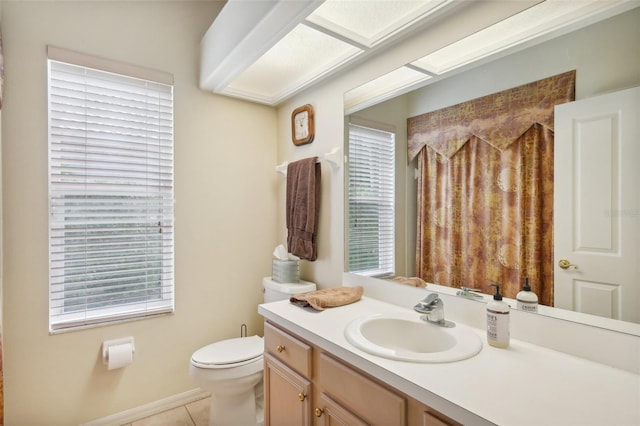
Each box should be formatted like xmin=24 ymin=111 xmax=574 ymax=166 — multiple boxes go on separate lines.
xmin=189 ymin=278 xmax=316 ymax=426
xmin=189 ymin=335 xmax=265 ymax=426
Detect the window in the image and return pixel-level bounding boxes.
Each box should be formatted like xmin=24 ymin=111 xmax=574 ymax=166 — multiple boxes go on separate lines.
xmin=48 ymin=47 xmax=174 ymax=331
xmin=347 ymin=122 xmax=395 ymax=277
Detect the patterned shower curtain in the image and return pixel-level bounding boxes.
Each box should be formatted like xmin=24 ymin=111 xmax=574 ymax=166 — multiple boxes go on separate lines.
xmin=407 ymin=71 xmax=575 ymax=304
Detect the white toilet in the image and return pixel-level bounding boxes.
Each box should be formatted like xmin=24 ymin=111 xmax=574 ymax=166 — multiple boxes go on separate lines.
xmin=189 ymin=277 xmax=316 ymax=426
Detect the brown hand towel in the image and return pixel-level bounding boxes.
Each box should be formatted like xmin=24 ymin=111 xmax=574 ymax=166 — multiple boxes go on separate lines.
xmin=290 ymin=286 xmax=364 ymax=311
xmin=286 ymin=157 xmax=321 ymax=261
xmin=390 ymin=276 xmax=427 ymax=288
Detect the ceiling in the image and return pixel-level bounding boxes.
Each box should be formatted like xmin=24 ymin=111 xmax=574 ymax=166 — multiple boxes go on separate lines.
xmin=199 ymin=0 xmax=639 ymax=107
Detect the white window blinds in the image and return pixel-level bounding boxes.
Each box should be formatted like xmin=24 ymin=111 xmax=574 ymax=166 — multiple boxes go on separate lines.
xmin=48 ymin=49 xmax=175 ymax=331
xmin=347 ymin=123 xmax=395 ymax=277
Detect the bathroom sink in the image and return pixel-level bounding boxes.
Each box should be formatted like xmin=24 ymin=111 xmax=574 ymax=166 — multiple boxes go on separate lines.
xmin=344 ymin=311 xmax=482 ymax=363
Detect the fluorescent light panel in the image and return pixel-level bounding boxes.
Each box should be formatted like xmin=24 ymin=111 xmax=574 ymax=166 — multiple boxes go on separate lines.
xmin=345 ymin=66 xmax=431 ymax=113
xmin=226 ymin=23 xmax=362 ymax=103
xmin=411 ymin=0 xmax=632 ymax=75
xmin=210 ymin=0 xmax=637 ymax=105
xmin=220 ymin=0 xmax=456 ymax=104
xmin=306 ymin=0 xmax=452 ymax=48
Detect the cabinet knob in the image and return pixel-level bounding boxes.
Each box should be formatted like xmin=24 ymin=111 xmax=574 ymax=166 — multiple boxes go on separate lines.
xmin=314 ymin=408 xmax=324 ymax=417
xmin=276 ymin=345 xmax=285 ymax=353
xmin=298 ymin=393 xmax=306 ymax=401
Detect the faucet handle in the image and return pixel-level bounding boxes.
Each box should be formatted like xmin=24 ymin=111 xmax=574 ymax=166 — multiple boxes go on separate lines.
xmin=420 ymin=293 xmax=440 ymax=306
xmin=414 ymin=293 xmax=441 ymax=313
xmin=456 ymin=287 xmax=484 ymax=300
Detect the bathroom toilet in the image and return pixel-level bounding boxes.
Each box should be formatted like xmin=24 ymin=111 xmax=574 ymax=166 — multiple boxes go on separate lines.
xmin=189 ymin=277 xmax=316 ymax=426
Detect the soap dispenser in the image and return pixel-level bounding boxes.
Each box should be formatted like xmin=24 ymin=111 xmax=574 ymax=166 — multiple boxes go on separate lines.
xmin=487 ymin=284 xmax=510 ymax=348
xmin=516 ymin=277 xmax=539 ymax=313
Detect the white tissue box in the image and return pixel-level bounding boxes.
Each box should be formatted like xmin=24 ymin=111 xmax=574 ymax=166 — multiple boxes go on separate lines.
xmin=272 ymin=259 xmax=299 ymax=283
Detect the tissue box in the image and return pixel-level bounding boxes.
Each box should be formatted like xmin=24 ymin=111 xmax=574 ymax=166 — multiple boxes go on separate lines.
xmin=272 ymin=259 xmax=300 ymax=283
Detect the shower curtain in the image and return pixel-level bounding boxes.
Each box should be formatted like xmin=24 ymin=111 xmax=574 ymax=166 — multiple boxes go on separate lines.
xmin=407 ymin=71 xmax=575 ymax=304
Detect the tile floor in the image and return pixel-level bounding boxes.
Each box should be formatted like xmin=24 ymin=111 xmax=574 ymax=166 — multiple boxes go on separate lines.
xmin=123 ymin=396 xmax=210 ymax=426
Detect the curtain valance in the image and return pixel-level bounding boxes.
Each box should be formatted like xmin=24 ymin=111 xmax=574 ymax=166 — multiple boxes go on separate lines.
xmin=407 ymin=70 xmax=576 ymax=161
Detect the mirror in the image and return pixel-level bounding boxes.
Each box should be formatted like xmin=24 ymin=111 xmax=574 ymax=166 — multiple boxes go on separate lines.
xmin=344 ymin=8 xmax=640 ymax=334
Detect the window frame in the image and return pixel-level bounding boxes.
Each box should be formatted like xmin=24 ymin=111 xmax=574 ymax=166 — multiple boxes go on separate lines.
xmin=47 ymin=46 xmax=175 ymax=332
xmin=347 ymin=121 xmax=396 ymax=277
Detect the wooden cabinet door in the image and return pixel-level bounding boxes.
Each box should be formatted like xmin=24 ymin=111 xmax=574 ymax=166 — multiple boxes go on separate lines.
xmin=315 ymin=393 xmax=368 ymax=426
xmin=407 ymin=398 xmax=461 ymax=426
xmin=264 ymin=353 xmax=311 ymax=426
xmin=422 ymin=411 xmax=452 ymax=426
xmin=317 ymin=353 xmax=405 ymax=425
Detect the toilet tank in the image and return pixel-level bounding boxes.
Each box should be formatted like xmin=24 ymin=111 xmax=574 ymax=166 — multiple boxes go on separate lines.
xmin=262 ymin=277 xmax=316 ymax=303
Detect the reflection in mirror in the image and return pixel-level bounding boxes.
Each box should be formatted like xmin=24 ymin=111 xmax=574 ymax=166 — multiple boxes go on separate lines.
xmin=344 ymin=8 xmax=640 ymax=334
xmin=406 ymin=71 xmax=574 ymax=306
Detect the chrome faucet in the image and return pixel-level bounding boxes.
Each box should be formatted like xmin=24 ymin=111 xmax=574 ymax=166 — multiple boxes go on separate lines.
xmin=413 ymin=294 xmax=455 ymax=328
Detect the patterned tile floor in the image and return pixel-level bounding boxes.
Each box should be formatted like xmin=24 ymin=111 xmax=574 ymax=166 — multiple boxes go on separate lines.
xmin=123 ymin=396 xmax=210 ymax=426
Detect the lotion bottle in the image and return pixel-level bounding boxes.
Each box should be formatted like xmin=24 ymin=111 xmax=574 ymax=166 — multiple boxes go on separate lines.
xmin=516 ymin=277 xmax=539 ymax=312
xmin=487 ymin=284 xmax=510 ymax=348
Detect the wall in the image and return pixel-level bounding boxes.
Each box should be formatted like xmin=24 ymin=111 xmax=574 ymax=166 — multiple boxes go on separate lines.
xmin=1 ymin=1 xmax=277 ymax=424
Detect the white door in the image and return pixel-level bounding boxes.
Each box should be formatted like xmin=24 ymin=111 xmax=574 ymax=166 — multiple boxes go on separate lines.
xmin=554 ymin=86 xmax=639 ymax=323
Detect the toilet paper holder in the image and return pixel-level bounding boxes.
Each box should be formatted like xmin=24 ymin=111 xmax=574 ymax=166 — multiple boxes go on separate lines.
xmin=102 ymin=337 xmax=135 ymax=365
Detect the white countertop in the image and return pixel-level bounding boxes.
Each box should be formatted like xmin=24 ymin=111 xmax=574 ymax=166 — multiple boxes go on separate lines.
xmin=258 ymin=296 xmax=640 ymax=426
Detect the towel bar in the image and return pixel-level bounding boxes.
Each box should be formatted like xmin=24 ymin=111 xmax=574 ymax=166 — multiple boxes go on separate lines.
xmin=276 ymin=146 xmax=342 ymax=176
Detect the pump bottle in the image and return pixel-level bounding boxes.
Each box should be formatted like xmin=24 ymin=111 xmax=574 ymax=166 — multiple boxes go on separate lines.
xmin=487 ymin=284 xmax=510 ymax=348
xmin=516 ymin=277 xmax=539 ymax=312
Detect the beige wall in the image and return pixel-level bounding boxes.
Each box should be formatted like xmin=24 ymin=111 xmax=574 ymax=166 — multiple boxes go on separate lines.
xmin=1 ymin=1 xmax=277 ymax=424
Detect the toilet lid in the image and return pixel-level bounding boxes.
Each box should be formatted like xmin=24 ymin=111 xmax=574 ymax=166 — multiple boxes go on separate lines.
xmin=192 ymin=335 xmax=264 ymax=366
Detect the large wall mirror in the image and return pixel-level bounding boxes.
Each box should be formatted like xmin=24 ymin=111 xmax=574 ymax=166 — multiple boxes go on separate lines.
xmin=344 ymin=7 xmax=640 ymax=335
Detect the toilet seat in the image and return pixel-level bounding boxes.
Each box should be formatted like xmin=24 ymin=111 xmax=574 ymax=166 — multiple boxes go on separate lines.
xmin=191 ymin=335 xmax=264 ymax=369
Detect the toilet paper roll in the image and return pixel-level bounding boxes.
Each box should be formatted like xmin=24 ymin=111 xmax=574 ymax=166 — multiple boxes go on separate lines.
xmin=107 ymin=343 xmax=133 ymax=370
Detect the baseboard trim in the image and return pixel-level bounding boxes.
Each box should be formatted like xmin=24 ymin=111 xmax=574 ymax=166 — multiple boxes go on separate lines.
xmin=80 ymin=388 xmax=211 ymax=426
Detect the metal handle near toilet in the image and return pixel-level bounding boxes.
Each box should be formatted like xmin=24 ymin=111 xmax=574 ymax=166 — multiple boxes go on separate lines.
xmin=276 ymin=345 xmax=285 ymax=353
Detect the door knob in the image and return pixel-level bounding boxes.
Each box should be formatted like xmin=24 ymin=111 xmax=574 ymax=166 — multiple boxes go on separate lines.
xmin=314 ymin=408 xmax=324 ymax=417
xmin=558 ymin=259 xmax=578 ymax=269
xmin=276 ymin=345 xmax=285 ymax=353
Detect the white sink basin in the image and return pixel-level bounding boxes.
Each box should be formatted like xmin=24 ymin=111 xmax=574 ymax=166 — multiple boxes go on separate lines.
xmin=344 ymin=311 xmax=482 ymax=363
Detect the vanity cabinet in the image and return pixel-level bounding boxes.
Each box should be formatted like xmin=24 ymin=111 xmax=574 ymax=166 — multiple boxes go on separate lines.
xmin=264 ymin=321 xmax=459 ymax=426
xmin=264 ymin=322 xmax=313 ymax=426
xmin=264 ymin=353 xmax=312 ymax=426
xmin=315 ymin=393 xmax=367 ymax=425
